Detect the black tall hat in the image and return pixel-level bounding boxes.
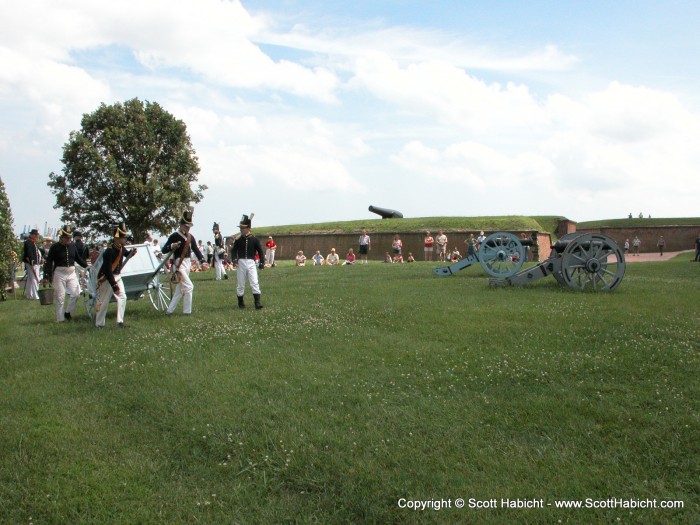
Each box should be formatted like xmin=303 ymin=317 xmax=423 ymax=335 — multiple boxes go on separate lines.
xmin=213 ymin=222 xmax=220 ymax=231
xmin=29 ymin=228 xmax=39 ymax=236
xmin=58 ymin=225 xmax=73 ymax=238
xmin=73 ymin=230 xmax=83 ymax=238
xmin=239 ymin=213 xmax=254 ymax=229
xmin=113 ymin=222 xmax=128 ymax=239
xmin=180 ymin=209 xmax=194 ymax=226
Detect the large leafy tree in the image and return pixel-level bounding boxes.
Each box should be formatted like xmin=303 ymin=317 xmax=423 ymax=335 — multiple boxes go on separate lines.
xmin=49 ymin=98 xmax=206 ymax=242
xmin=0 ymin=176 xmax=19 ymax=300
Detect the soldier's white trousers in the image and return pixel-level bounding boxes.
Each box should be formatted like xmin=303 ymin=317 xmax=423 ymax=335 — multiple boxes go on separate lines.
xmin=236 ymin=259 xmax=260 ymax=296
xmin=25 ymin=263 xmax=40 ymax=300
xmin=214 ymin=253 xmax=226 ymax=280
xmin=167 ymin=258 xmax=194 ymax=314
xmin=53 ymin=266 xmax=80 ymax=322
xmin=95 ymin=275 xmax=126 ymax=327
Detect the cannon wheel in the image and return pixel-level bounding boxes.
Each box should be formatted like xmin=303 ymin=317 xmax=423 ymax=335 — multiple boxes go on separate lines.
xmin=561 ymin=234 xmax=625 ymax=291
xmin=478 ymin=232 xmax=526 ymax=278
xmin=83 ymin=266 xmax=98 ymax=321
xmin=147 ymin=272 xmax=171 ymax=311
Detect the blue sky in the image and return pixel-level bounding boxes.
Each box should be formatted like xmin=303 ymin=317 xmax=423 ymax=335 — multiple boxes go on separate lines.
xmin=1 ymin=0 xmax=699 ymax=242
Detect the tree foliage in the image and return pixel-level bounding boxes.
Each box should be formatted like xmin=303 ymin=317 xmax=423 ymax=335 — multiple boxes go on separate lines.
xmin=48 ymin=98 xmax=206 ymax=242
xmin=0 ymin=176 xmax=18 ymax=300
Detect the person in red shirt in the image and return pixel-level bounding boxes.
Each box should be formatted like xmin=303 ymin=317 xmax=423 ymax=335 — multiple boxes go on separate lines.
xmin=265 ymin=236 xmax=277 ymax=267
xmin=424 ymin=231 xmax=434 ymax=261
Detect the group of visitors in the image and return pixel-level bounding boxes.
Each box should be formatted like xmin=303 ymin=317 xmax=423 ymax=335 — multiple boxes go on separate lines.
xmin=296 ymin=247 xmax=354 ymax=266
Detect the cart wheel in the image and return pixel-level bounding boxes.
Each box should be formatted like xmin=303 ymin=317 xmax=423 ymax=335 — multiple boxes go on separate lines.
xmin=148 ymin=274 xmax=171 ymax=311
xmin=83 ymin=293 xmax=96 ymax=321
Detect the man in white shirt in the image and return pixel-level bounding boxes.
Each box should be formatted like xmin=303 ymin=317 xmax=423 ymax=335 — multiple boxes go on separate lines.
xmin=436 ymin=230 xmax=448 ymax=262
xmin=326 ymin=248 xmax=340 ymax=265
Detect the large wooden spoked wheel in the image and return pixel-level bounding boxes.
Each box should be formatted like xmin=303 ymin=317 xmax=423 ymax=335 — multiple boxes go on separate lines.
xmin=561 ymin=234 xmax=626 ymax=291
xmin=478 ymin=232 xmax=526 ymax=278
xmin=147 ymin=272 xmax=171 ymax=311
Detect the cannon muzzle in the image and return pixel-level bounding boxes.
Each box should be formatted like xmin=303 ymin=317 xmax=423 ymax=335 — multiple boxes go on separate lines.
xmin=368 ymin=205 xmax=403 ymax=219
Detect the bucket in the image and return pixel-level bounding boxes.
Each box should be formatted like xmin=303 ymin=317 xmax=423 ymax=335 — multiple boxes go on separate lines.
xmin=38 ymin=288 xmax=54 ymax=305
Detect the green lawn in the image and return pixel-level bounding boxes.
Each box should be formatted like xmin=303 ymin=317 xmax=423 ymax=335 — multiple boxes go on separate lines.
xmin=577 ymin=217 xmax=700 ymax=228
xmin=1 ymin=256 xmax=698 ymax=524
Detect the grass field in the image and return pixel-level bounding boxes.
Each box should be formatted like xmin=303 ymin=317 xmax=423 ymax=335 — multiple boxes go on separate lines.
xmin=1 ymin=256 xmax=698 ymax=524
xmin=577 ymin=217 xmax=700 ymax=228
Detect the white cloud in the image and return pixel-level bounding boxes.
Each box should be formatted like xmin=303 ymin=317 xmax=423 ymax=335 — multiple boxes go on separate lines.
xmin=1 ymin=0 xmax=699 ymax=232
xmin=351 ymin=51 xmax=548 ymax=132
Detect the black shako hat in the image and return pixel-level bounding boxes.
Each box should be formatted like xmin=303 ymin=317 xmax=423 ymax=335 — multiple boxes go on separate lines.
xmin=113 ymin=222 xmax=128 ymax=239
xmin=58 ymin=225 xmax=73 ymax=238
xmin=180 ymin=209 xmax=194 ymax=226
xmin=213 ymin=222 xmax=220 ymax=232
xmin=239 ymin=213 xmax=254 ymax=229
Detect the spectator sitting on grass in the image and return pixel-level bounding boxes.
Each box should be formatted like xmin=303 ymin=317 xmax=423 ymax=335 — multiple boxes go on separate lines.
xmin=326 ymin=248 xmax=340 ymax=266
xmin=450 ymin=248 xmax=461 ymax=262
xmin=393 ymin=253 xmax=404 ymax=263
xmin=384 ymin=252 xmax=393 ymax=263
xmin=406 ymin=252 xmax=415 ymax=263
xmin=312 ymin=250 xmax=324 ymax=265
xmin=295 ymin=251 xmax=307 ymax=266
xmin=343 ymin=248 xmax=356 ymax=265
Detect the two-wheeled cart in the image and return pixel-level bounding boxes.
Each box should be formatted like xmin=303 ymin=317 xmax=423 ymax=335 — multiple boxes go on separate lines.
xmin=84 ymin=243 xmax=172 ymax=320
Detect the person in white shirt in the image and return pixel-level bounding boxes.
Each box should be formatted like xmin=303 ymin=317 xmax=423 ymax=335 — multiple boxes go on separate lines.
xmin=358 ymin=229 xmax=371 ymax=264
xmin=326 ymin=248 xmax=340 ymax=266
xmin=436 ymin=230 xmax=448 ymax=262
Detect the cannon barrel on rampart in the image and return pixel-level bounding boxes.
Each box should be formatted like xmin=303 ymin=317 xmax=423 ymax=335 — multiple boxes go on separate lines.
xmin=368 ymin=205 xmax=403 ymax=219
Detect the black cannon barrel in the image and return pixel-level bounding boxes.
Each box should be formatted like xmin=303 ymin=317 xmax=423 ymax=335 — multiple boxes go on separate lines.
xmin=368 ymin=205 xmax=404 ymax=219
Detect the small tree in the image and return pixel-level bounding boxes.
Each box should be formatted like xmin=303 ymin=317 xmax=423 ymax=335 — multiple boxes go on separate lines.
xmin=48 ymin=98 xmax=206 ymax=242
xmin=0 ymin=176 xmax=18 ymax=300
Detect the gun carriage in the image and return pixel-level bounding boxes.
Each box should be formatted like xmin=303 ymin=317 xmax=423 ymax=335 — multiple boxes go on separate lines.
xmin=83 ymin=243 xmax=172 ymax=320
xmin=434 ymin=232 xmax=625 ymax=292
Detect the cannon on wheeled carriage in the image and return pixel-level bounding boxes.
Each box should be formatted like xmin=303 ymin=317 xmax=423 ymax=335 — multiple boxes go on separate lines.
xmin=434 ymin=232 xmax=625 ymax=291
xmin=84 ymin=243 xmax=172 ymax=320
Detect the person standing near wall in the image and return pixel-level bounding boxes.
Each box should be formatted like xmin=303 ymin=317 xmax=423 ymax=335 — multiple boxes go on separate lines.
xmin=694 ymin=232 xmax=700 ymax=262
xmin=358 ymin=229 xmax=371 ymax=264
xmin=632 ymin=236 xmax=641 ymax=256
xmin=265 ymin=236 xmax=277 ymax=267
xmin=657 ymin=235 xmax=665 ymax=256
xmin=423 ymin=231 xmax=434 ymax=261
xmin=436 ymin=230 xmax=448 ymax=262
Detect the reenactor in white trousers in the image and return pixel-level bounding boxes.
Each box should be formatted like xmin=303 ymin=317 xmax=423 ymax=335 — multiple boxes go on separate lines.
xmin=43 ymin=225 xmax=88 ymax=322
xmin=162 ymin=210 xmax=207 ymax=315
xmin=95 ymin=223 xmax=135 ymax=328
xmin=22 ymin=228 xmax=41 ymax=300
xmin=231 ymin=214 xmax=264 ymax=310
xmin=213 ymin=222 xmax=228 ymax=281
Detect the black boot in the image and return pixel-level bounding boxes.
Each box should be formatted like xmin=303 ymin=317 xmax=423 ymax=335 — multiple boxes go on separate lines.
xmin=237 ymin=296 xmax=245 ymax=309
xmin=254 ymin=294 xmax=263 ymax=310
